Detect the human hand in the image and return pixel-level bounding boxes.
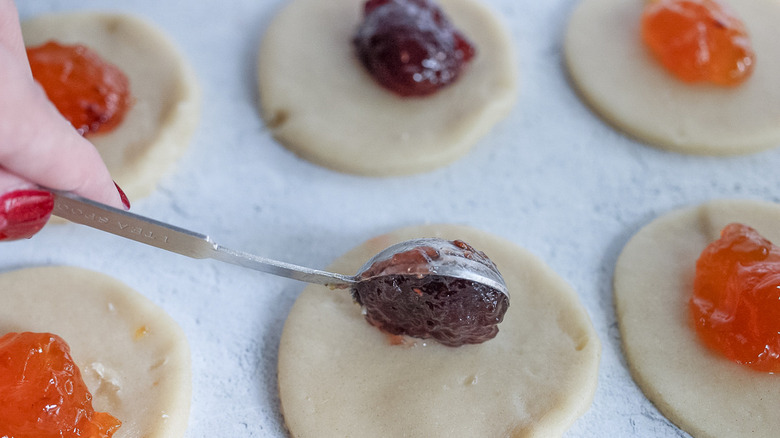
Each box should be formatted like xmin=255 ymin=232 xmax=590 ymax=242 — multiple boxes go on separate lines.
xmin=0 ymin=0 xmax=129 ymax=241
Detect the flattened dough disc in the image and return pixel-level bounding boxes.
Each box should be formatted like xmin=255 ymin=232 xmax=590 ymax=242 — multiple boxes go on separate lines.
xmin=614 ymin=199 xmax=780 ymax=437
xmin=565 ymin=0 xmax=780 ymax=155
xmin=278 ymin=224 xmax=600 ymax=437
xmin=258 ymin=0 xmax=517 ymax=176
xmin=23 ymin=12 xmax=201 ymax=200
xmin=0 ymin=266 xmax=192 ymax=438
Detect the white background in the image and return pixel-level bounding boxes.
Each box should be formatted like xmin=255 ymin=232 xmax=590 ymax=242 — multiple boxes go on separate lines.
xmin=7 ymin=0 xmax=779 ymax=436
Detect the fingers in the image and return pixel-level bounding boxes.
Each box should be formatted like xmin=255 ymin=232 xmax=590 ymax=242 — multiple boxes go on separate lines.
xmin=0 ymin=0 xmax=127 ymax=241
xmin=0 ymin=44 xmax=127 ymax=210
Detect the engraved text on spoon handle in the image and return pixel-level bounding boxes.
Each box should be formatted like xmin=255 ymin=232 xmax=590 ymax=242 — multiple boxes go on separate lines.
xmin=50 ymin=190 xmax=354 ymax=288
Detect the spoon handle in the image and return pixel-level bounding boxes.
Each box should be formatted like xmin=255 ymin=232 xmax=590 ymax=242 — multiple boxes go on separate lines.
xmin=49 ymin=190 xmax=355 ymax=288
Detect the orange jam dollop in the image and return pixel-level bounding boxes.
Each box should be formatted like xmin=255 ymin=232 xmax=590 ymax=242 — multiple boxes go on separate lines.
xmin=692 ymin=223 xmax=780 ymax=372
xmin=27 ymin=41 xmax=132 ymax=136
xmin=0 ymin=332 xmax=121 ymax=437
xmin=641 ymin=0 xmax=755 ymax=86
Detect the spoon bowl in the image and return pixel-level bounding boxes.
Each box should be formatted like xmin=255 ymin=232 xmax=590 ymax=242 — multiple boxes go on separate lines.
xmin=355 ymin=237 xmax=509 ymax=298
xmin=352 ymin=237 xmax=510 ymax=346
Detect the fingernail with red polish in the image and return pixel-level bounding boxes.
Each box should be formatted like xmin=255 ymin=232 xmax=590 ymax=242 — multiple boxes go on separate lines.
xmin=0 ymin=190 xmax=55 ymax=241
xmin=114 ymin=182 xmax=131 ymax=210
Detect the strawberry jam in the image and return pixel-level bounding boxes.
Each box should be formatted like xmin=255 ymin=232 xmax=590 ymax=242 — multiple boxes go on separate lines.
xmin=641 ymin=0 xmax=754 ymax=86
xmin=692 ymin=223 xmax=780 ymax=372
xmin=0 ymin=332 xmax=121 ymax=437
xmin=27 ymin=41 xmax=132 ymax=136
xmin=353 ymin=0 xmax=476 ymax=97
xmin=352 ymin=240 xmax=509 ymax=347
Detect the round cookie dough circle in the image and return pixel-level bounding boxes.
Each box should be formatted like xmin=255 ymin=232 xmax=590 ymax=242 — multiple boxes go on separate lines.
xmin=0 ymin=266 xmax=191 ymax=438
xmin=614 ymin=199 xmax=780 ymax=437
xmin=564 ymin=0 xmax=780 ymax=155
xmin=22 ymin=12 xmax=200 ymax=200
xmin=258 ymin=0 xmax=517 ymax=176
xmin=278 ymin=224 xmax=600 ymax=437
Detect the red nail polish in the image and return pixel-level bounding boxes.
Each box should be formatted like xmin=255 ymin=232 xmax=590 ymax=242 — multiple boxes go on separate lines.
xmin=0 ymin=190 xmax=55 ymax=241
xmin=114 ymin=182 xmax=130 ymax=210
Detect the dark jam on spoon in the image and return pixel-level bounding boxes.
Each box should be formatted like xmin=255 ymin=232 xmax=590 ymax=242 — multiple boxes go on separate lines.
xmin=352 ymin=240 xmax=509 ymax=347
xmin=353 ymin=0 xmax=476 ymax=97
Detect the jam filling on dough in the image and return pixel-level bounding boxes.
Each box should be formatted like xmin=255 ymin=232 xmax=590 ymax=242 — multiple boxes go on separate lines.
xmin=27 ymin=41 xmax=133 ymax=136
xmin=0 ymin=332 xmax=122 ymax=437
xmin=641 ymin=0 xmax=755 ymax=86
xmin=692 ymin=223 xmax=780 ymax=372
xmin=353 ymin=0 xmax=476 ymax=96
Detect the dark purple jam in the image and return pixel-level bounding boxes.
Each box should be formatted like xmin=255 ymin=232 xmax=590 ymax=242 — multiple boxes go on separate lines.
xmin=352 ymin=241 xmax=509 ymax=347
xmin=353 ymin=0 xmax=476 ymax=97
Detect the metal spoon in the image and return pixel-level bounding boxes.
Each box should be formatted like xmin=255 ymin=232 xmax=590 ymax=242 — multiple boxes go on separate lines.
xmin=49 ymin=190 xmax=509 ymax=298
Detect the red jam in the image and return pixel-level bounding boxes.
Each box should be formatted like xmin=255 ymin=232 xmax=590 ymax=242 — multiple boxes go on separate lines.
xmin=353 ymin=0 xmax=476 ymax=97
xmin=641 ymin=0 xmax=754 ymax=86
xmin=692 ymin=223 xmax=780 ymax=372
xmin=0 ymin=332 xmax=121 ymax=437
xmin=352 ymin=240 xmax=509 ymax=347
xmin=27 ymin=41 xmax=133 ymax=136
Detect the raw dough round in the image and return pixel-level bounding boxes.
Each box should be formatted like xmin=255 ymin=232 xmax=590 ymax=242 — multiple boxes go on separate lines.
xmin=278 ymin=224 xmax=600 ymax=437
xmin=564 ymin=0 xmax=780 ymax=155
xmin=258 ymin=0 xmax=517 ymax=176
xmin=614 ymin=199 xmax=780 ymax=437
xmin=0 ymin=266 xmax=191 ymax=438
xmin=22 ymin=12 xmax=201 ymax=200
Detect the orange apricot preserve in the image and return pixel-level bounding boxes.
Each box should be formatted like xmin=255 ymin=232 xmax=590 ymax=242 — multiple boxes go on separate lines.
xmin=641 ymin=0 xmax=755 ymax=86
xmin=692 ymin=223 xmax=780 ymax=372
xmin=26 ymin=41 xmax=132 ymax=136
xmin=0 ymin=332 xmax=121 ymax=437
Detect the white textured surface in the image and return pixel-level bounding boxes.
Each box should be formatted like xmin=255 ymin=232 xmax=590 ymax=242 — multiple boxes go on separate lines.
xmin=6 ymin=0 xmax=780 ymax=436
